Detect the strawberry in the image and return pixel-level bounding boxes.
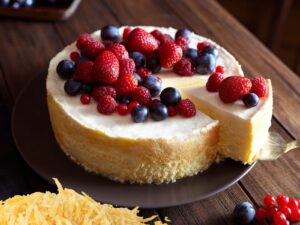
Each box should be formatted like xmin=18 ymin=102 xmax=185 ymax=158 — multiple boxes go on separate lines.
xmin=92 ymin=86 xmax=116 ymax=101
xmin=76 ymin=33 xmax=93 ymax=49
xmin=175 ymin=36 xmax=189 ymax=51
xmin=176 ymin=99 xmax=196 ymax=117
xmin=119 ymin=58 xmax=135 ymax=77
xmin=251 ymin=76 xmax=268 ymax=97
xmin=173 ymin=58 xmax=195 ymax=76
xmin=73 ymin=61 xmax=95 ymax=83
xmin=97 ymin=95 xmax=117 ymax=115
xmin=130 ymin=86 xmax=152 ymax=107
xmin=219 ymin=76 xmax=252 ymax=103
xmin=108 ymin=43 xmax=129 ymax=60
xmin=114 ymin=73 xmax=138 ymax=96
xmin=123 ymin=27 xmax=132 ymax=41
xmin=93 ymin=50 xmax=119 ymax=84
xmin=159 ymin=41 xmax=183 ymax=68
xmin=206 ymin=72 xmax=225 ymax=92
xmin=81 ymin=40 xmax=105 ymax=59
xmin=127 ymin=28 xmax=159 ymax=53
xmin=137 ymin=67 xmax=152 ymax=79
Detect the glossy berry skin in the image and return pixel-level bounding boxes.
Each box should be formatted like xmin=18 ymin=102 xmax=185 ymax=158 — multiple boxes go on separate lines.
xmin=242 ymin=93 xmax=259 ymax=108
xmin=80 ymin=83 xmax=93 ymax=94
xmin=264 ymin=195 xmax=276 ymax=207
xmin=287 ymin=198 xmax=299 ymax=209
xmin=146 ymin=57 xmax=161 ymax=74
xmin=195 ymin=54 xmax=216 ymax=75
xmin=255 ymin=208 xmax=267 ymax=221
xmin=266 ymin=206 xmax=279 ymax=218
xmin=133 ymin=72 xmax=142 ymax=85
xmin=183 ymin=48 xmax=198 ymax=62
xmin=175 ymin=28 xmax=192 ymax=42
xmin=160 ymin=87 xmax=181 ymax=106
xmin=201 ymin=45 xmax=219 ymax=58
xmin=101 ymin=25 xmax=120 ymax=42
xmin=233 ymin=202 xmax=256 ymax=225
xmin=215 ymin=65 xmax=225 ymax=74
xmin=141 ymin=75 xmax=162 ymax=97
xmin=117 ymin=96 xmax=131 ymax=105
xmin=290 ymin=208 xmax=300 ymax=221
xmin=64 ymin=80 xmax=82 ymax=96
xmin=116 ymin=104 xmax=128 ymax=115
xmin=150 ymin=102 xmax=168 ymax=121
xmin=129 ymin=51 xmax=146 ymax=68
xmin=131 ymin=105 xmax=148 ymax=123
xmin=277 ymin=195 xmax=290 ymax=207
xmin=128 ymin=101 xmax=140 ymax=112
xmin=280 ymin=205 xmax=292 ymax=219
xmin=56 ymin=60 xmax=75 ymax=80
xmin=273 ymin=212 xmax=288 ymax=225
xmin=80 ymin=94 xmax=91 ymax=105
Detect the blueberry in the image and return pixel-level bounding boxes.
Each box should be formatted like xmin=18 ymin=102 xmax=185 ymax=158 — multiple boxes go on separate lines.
xmin=175 ymin=28 xmax=192 ymax=42
xmin=133 ymin=72 xmax=142 ymax=85
xmin=129 ymin=51 xmax=145 ymax=69
xmin=24 ymin=0 xmax=34 ymax=7
xmin=150 ymin=102 xmax=168 ymax=121
xmin=80 ymin=83 xmax=93 ymax=94
xmin=242 ymin=93 xmax=259 ymax=108
xmin=101 ymin=25 xmax=120 ymax=42
xmin=183 ymin=48 xmax=198 ymax=62
xmin=118 ymin=96 xmax=131 ymax=105
xmin=1 ymin=0 xmax=10 ymax=6
xmin=201 ymin=45 xmax=219 ymax=58
xmin=75 ymin=56 xmax=89 ymax=66
xmin=131 ymin=105 xmax=149 ymax=123
xmin=142 ymin=75 xmax=162 ymax=97
xmin=64 ymin=80 xmax=82 ymax=96
xmin=160 ymin=87 xmax=181 ymax=106
xmin=146 ymin=57 xmax=161 ymax=74
xmin=195 ymin=54 xmax=216 ymax=75
xmin=233 ymin=202 xmax=256 ymax=224
xmin=56 ymin=60 xmax=75 ymax=80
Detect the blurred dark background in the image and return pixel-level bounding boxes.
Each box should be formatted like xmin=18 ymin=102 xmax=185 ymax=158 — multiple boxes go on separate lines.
xmin=217 ymin=0 xmax=300 ymax=75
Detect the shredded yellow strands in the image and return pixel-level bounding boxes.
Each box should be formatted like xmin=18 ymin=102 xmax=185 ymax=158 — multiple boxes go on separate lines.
xmin=0 ymin=178 xmax=167 ymax=225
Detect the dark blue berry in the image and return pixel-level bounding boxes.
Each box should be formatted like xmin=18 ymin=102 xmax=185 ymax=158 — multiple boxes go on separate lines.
xmin=56 ymin=60 xmax=75 ymax=80
xmin=201 ymin=45 xmax=219 ymax=58
xmin=118 ymin=96 xmax=131 ymax=105
xmin=195 ymin=54 xmax=216 ymax=74
xmin=150 ymin=102 xmax=168 ymax=121
xmin=175 ymin=28 xmax=192 ymax=42
xmin=133 ymin=72 xmax=142 ymax=85
xmin=233 ymin=202 xmax=256 ymax=224
xmin=183 ymin=48 xmax=198 ymax=62
xmin=142 ymin=75 xmax=162 ymax=97
xmin=146 ymin=57 xmax=161 ymax=74
xmin=101 ymin=25 xmax=120 ymax=42
xmin=24 ymin=0 xmax=34 ymax=7
xmin=64 ymin=80 xmax=82 ymax=96
xmin=75 ymin=56 xmax=89 ymax=66
xmin=80 ymin=83 xmax=93 ymax=94
xmin=160 ymin=87 xmax=181 ymax=106
xmin=129 ymin=51 xmax=145 ymax=69
xmin=1 ymin=0 xmax=10 ymax=6
xmin=131 ymin=105 xmax=148 ymax=123
xmin=242 ymin=93 xmax=259 ymax=108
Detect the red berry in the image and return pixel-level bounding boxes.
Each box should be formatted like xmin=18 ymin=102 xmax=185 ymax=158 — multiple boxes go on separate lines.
xmin=160 ymin=34 xmax=173 ymax=45
xmin=215 ymin=65 xmax=225 ymax=74
xmin=218 ymin=76 xmax=252 ymax=103
xmin=137 ymin=67 xmax=152 ymax=79
xmin=173 ymin=58 xmax=195 ymax=76
xmin=123 ymin=27 xmax=132 ymax=41
xmin=167 ymin=106 xmax=177 ymax=117
xmin=92 ymin=86 xmax=116 ymax=101
xmin=197 ymin=41 xmax=212 ymax=53
xmin=119 ymin=58 xmax=135 ymax=77
xmin=280 ymin=206 xmax=292 ymax=219
xmin=70 ymin=51 xmax=80 ymax=62
xmin=80 ymin=94 xmax=91 ymax=105
xmin=290 ymin=208 xmax=300 ymax=221
xmin=130 ymin=86 xmax=152 ymax=107
xmin=251 ymin=76 xmax=268 ymax=97
xmin=159 ymin=41 xmax=183 ymax=68
xmin=267 ymin=206 xmax=279 ymax=218
xmin=114 ymin=73 xmax=138 ymax=97
xmin=150 ymin=29 xmax=164 ymax=42
xmin=264 ymin=195 xmax=276 ymax=207
xmin=255 ymin=207 xmax=267 ymax=221
xmin=82 ymin=40 xmax=105 ymax=59
xmin=76 ymin=33 xmax=93 ymax=49
xmin=108 ymin=43 xmax=129 ymax=60
xmin=175 ymin=36 xmax=189 ymax=51
xmin=176 ymin=99 xmax=196 ymax=118
xmin=127 ymin=101 xmax=139 ymax=112
xmin=73 ymin=61 xmax=94 ymax=83
xmin=97 ymin=95 xmax=117 ymax=115
xmin=277 ymin=195 xmax=289 ymax=207
xmin=273 ymin=212 xmax=287 ymax=225
xmin=93 ymin=50 xmax=119 ymax=84
xmin=206 ymin=72 xmax=225 ymax=92
xmin=288 ymin=198 xmax=299 ymax=209
xmin=127 ymin=28 xmax=159 ymax=53
xmin=116 ymin=104 xmax=128 ymax=115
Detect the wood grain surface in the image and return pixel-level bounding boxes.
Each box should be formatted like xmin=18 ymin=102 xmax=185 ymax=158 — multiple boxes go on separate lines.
xmin=0 ymin=0 xmax=299 ymax=224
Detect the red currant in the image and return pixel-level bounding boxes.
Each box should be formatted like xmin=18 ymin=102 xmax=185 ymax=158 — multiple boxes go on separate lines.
xmin=215 ymin=65 xmax=225 ymax=74
xmin=167 ymin=106 xmax=177 ymax=117
xmin=277 ymin=195 xmax=289 ymax=207
xmin=116 ymin=104 xmax=128 ymax=115
xmin=267 ymin=206 xmax=279 ymax=218
xmin=70 ymin=51 xmax=80 ymax=62
xmin=80 ymin=94 xmax=91 ymax=104
xmin=273 ymin=212 xmax=287 ymax=225
xmin=290 ymin=208 xmax=300 ymax=221
xmin=279 ymin=205 xmax=292 ymax=219
xmin=255 ymin=207 xmax=267 ymax=221
xmin=264 ymin=194 xmax=276 ymax=207
xmin=287 ymin=198 xmax=299 ymax=209
xmin=127 ymin=101 xmax=139 ymax=112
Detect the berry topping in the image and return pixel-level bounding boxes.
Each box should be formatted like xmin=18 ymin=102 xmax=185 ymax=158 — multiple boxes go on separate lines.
xmin=251 ymin=76 xmax=268 ymax=97
xmin=173 ymin=58 xmax=195 ymax=76
xmin=70 ymin=51 xmax=80 ymax=62
xmin=197 ymin=41 xmax=212 ymax=53
xmin=76 ymin=33 xmax=92 ymax=49
xmin=150 ymin=29 xmax=164 ymax=42
xmin=288 ymin=198 xmax=299 ymax=209
xmin=80 ymin=83 xmax=93 ymax=94
xmin=264 ymin=195 xmax=276 ymax=207
xmin=129 ymin=51 xmax=146 ymax=69
xmin=146 ymin=57 xmax=161 ymax=74
xmin=273 ymin=212 xmax=288 ymax=225
xmin=141 ymin=75 xmax=162 ymax=97
xmin=117 ymin=96 xmax=131 ymax=105
xmin=127 ymin=101 xmax=140 ymax=112
xmin=267 ymin=206 xmax=279 ymax=218
xmin=119 ymin=58 xmax=135 ymax=76
xmin=137 ymin=67 xmax=152 ymax=79
xmin=183 ymin=48 xmax=198 ymax=62
xmin=116 ymin=104 xmax=128 ymax=115
xmin=195 ymin=54 xmax=216 ymax=74
xmin=101 ymin=25 xmax=120 ymax=42
xmin=108 ymin=43 xmax=129 ymax=60
xmin=150 ymin=102 xmax=168 ymax=121
xmin=243 ymin=93 xmax=260 ymax=108
xmin=73 ymin=61 xmax=94 ymax=83
xmin=56 ymin=60 xmax=75 ymax=80
xmin=201 ymin=45 xmax=219 ymax=58
xmin=175 ymin=28 xmax=192 ymax=42
xmin=127 ymin=28 xmax=158 ymax=53
xmin=206 ymin=72 xmax=225 ymax=92
xmin=75 ymin=56 xmax=89 ymax=66
xmin=167 ymin=106 xmax=177 ymax=117
xmin=114 ymin=73 xmax=138 ymax=97
xmin=255 ymin=208 xmax=267 ymax=221
xmin=132 ymin=72 xmax=142 ymax=85
xmin=277 ymin=195 xmax=290 ymax=207
xmin=280 ymin=206 xmax=292 ymax=219
xmin=160 ymin=34 xmax=174 ymax=45
xmin=290 ymin=208 xmax=300 ymax=221
xmin=131 ymin=105 xmax=149 ymax=123
xmin=97 ymin=95 xmax=117 ymax=115
xmin=215 ymin=65 xmax=225 ymax=74
xmin=92 ymin=86 xmax=116 ymax=101
xmin=93 ymin=50 xmax=119 ymax=84
xmin=64 ymin=79 xmax=82 ymax=96
xmin=81 ymin=40 xmax=105 ymax=59
xmin=80 ymin=94 xmax=91 ymax=105
xmin=131 ymin=86 xmax=152 ymax=107
xmin=176 ymin=99 xmax=196 ymax=118
xmin=159 ymin=41 xmax=183 ymax=68
xmin=233 ymin=202 xmax=256 ymax=225
xmin=175 ymin=36 xmax=189 ymax=51
xmin=219 ymin=76 xmax=252 ymax=103
xmin=122 ymin=27 xmax=132 ymax=41
xmin=160 ymin=87 xmax=181 ymax=106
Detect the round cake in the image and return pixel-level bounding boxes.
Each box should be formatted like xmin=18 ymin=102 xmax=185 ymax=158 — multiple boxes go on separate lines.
xmin=46 ymin=26 xmax=272 ymax=184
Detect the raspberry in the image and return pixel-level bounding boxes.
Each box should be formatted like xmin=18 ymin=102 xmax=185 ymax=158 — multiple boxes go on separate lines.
xmin=114 ymin=73 xmax=138 ymax=97
xmin=160 ymin=34 xmax=173 ymax=45
xmin=219 ymin=76 xmax=252 ymax=103
xmin=108 ymin=43 xmax=129 ymax=60
xmin=131 ymin=87 xmax=152 ymax=106
xmin=206 ymin=72 xmax=225 ymax=92
xmin=92 ymin=86 xmax=116 ymax=101
xmin=119 ymin=58 xmax=135 ymax=76
xmin=251 ymin=76 xmax=268 ymax=97
xmin=150 ymin=29 xmax=164 ymax=43
xmin=175 ymin=36 xmax=189 ymax=51
xmin=123 ymin=27 xmax=132 ymax=41
xmin=70 ymin=51 xmax=80 ymax=62
xmin=137 ymin=67 xmax=152 ymax=79
xmin=82 ymin=40 xmax=105 ymax=59
xmin=197 ymin=41 xmax=212 ymax=53
xmin=73 ymin=61 xmax=94 ymax=83
xmin=173 ymin=58 xmax=195 ymax=76
xmin=159 ymin=41 xmax=183 ymax=68
xmin=167 ymin=106 xmax=177 ymax=117
xmin=116 ymin=104 xmax=128 ymax=115
xmin=127 ymin=101 xmax=140 ymax=112
xmin=76 ymin=33 xmax=92 ymax=49
xmin=97 ymin=95 xmax=117 ymax=115
xmin=176 ymin=99 xmax=196 ymax=117
xmin=80 ymin=94 xmax=91 ymax=105
xmin=215 ymin=65 xmax=225 ymax=74
xmin=127 ymin=28 xmax=159 ymax=53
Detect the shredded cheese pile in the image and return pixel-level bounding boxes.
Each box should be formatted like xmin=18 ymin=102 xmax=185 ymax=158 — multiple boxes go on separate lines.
xmin=0 ymin=179 xmax=167 ymax=225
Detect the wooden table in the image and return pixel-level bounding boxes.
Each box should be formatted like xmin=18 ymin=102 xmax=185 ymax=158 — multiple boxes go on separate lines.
xmin=0 ymin=0 xmax=299 ymax=224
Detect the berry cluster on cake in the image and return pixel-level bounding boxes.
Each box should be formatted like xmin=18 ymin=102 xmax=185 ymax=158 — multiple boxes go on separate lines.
xmin=46 ymin=25 xmax=273 ymax=184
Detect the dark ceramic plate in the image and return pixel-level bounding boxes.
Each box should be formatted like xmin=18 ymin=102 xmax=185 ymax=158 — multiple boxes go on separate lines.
xmin=12 ymin=74 xmax=256 ymax=208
